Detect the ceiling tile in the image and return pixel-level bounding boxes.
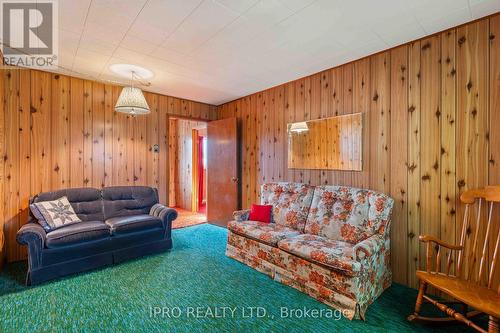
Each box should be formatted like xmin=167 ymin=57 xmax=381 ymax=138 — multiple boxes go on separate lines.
xmin=34 ymin=0 xmax=500 ymax=105
xmin=161 ymin=0 xmax=239 ymax=54
xmin=242 ymin=0 xmax=294 ymax=27
xmin=214 ymin=0 xmax=259 ymax=13
xmin=72 ymin=55 xmax=109 ymax=75
xmin=126 ymin=22 xmax=168 ymax=46
xmin=79 ymin=33 xmax=118 ymax=56
xmin=469 ymin=0 xmax=500 ymax=19
xmin=120 ymin=35 xmax=159 ymax=54
xmin=111 ymin=47 xmax=148 ymax=65
xmin=150 ymin=47 xmax=195 ymax=67
xmin=129 ymin=0 xmax=202 ymax=40
xmin=58 ymin=0 xmax=91 ymax=34
xmin=90 ymin=0 xmax=147 ymax=19
xmin=418 ymin=6 xmax=472 ymax=35
xmin=83 ymin=22 xmax=128 ymax=44
xmin=59 ymin=29 xmax=81 ymax=56
xmin=375 ymin=20 xmax=427 ymax=47
xmin=74 ymin=48 xmax=110 ymax=63
xmin=57 ymin=49 xmax=77 ymax=70
xmin=407 ymin=0 xmax=470 ymax=32
xmin=277 ymin=0 xmax=317 ymax=12
xmin=194 ymin=0 xmax=295 ymax=56
xmin=271 ymin=1 xmax=343 ymax=46
xmin=86 ymin=1 xmax=143 ymax=30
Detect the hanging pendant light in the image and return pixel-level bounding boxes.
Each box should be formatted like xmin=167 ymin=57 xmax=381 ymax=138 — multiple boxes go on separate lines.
xmin=289 ymin=121 xmax=309 ymax=133
xmin=114 ymin=68 xmax=150 ymax=115
xmin=115 ymin=85 xmax=150 ymax=115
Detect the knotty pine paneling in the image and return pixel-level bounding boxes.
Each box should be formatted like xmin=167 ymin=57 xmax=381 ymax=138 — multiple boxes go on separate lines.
xmin=456 ymin=20 xmax=490 ymax=283
xmin=5 ymin=69 xmax=20 ymax=261
xmin=168 ymin=118 xmax=178 ymax=207
xmin=51 ymin=74 xmax=71 ymax=189
xmin=369 ymin=52 xmax=391 ymax=194
xmin=440 ymin=29 xmax=457 ymax=273
xmin=419 ymin=35 xmax=441 ymax=274
xmin=407 ymin=40 xmax=421 ymax=288
xmin=0 ymin=68 xmax=215 ymax=262
xmin=30 ymin=71 xmax=52 ymax=196
xmin=19 ymin=70 xmax=30 ymax=259
xmin=145 ymin=93 xmax=159 ymax=190
xmin=83 ymin=80 xmax=93 ymax=187
xmin=352 ymin=58 xmax=371 ymax=190
xmin=104 ymin=84 xmax=114 ymax=187
xmin=216 ymin=14 xmax=500 ymax=288
xmin=158 ymin=96 xmax=170 ymax=205
xmin=489 ymin=14 xmax=500 ymax=285
xmin=389 ymin=45 xmax=408 ymax=285
xmin=70 ymin=77 xmax=85 ymax=188
xmin=0 ymin=63 xmax=3 ymax=265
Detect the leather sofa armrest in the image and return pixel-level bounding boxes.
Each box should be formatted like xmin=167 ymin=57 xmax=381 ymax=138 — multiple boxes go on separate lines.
xmin=150 ymin=204 xmax=178 ymax=238
xmin=233 ymin=209 xmax=250 ymax=222
xmin=17 ymin=223 xmax=46 ymax=271
xmin=352 ymin=233 xmax=386 ymax=261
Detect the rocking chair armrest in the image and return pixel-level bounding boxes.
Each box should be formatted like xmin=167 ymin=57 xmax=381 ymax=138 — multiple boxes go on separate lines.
xmin=419 ymin=235 xmax=463 ymax=250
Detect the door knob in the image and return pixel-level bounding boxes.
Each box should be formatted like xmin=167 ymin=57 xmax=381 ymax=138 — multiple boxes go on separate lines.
xmin=231 ymin=177 xmax=239 ymax=183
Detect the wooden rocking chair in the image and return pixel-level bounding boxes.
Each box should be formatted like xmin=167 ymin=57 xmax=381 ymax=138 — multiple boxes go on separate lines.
xmin=408 ymin=186 xmax=500 ymax=333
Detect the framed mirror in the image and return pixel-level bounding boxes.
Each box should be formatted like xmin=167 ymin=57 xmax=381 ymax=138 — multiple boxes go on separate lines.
xmin=287 ymin=113 xmax=362 ymax=171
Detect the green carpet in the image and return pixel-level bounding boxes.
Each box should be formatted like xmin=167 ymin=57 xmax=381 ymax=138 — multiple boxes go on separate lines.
xmin=0 ymin=224 xmax=485 ymax=332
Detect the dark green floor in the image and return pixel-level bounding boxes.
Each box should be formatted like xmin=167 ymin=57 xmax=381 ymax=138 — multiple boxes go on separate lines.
xmin=0 ymin=224 xmax=486 ymax=332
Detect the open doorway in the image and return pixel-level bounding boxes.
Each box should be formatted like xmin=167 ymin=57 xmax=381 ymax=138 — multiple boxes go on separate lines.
xmin=194 ymin=126 xmax=208 ymax=215
xmin=169 ymin=117 xmax=208 ymax=228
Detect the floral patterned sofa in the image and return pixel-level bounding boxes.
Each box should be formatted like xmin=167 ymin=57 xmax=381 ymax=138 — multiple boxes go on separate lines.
xmin=226 ymin=182 xmax=394 ymax=320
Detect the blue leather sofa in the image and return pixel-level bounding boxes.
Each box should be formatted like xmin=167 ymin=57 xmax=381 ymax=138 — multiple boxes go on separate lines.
xmin=16 ymin=186 xmax=177 ymax=285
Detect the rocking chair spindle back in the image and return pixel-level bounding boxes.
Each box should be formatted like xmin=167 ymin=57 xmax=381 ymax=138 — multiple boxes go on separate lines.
xmin=408 ymin=186 xmax=500 ymax=333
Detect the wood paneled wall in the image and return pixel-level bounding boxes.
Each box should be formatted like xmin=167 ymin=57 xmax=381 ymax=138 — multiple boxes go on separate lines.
xmin=217 ymin=14 xmax=500 ymax=288
xmin=0 ymin=68 xmax=216 ymax=262
xmin=168 ymin=118 xmax=206 ymax=210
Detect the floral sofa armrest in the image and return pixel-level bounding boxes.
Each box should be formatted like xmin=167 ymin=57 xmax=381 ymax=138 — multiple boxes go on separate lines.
xmin=233 ymin=209 xmax=251 ymax=222
xmin=352 ymin=233 xmax=386 ymax=261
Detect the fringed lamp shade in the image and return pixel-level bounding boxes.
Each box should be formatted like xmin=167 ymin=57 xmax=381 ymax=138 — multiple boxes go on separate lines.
xmin=115 ymin=86 xmax=150 ymax=115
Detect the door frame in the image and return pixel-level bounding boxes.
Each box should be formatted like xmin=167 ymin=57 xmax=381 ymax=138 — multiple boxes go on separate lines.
xmin=167 ymin=115 xmax=208 ymax=212
xmin=191 ymin=126 xmax=208 ymax=212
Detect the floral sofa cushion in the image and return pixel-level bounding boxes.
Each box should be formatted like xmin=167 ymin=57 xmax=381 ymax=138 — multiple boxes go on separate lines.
xmin=227 ymin=220 xmax=301 ymax=246
xmin=277 ymin=234 xmax=361 ymax=275
xmin=367 ymin=191 xmax=394 ymax=237
xmin=304 ymin=186 xmax=393 ymax=244
xmin=260 ymin=182 xmax=315 ymax=232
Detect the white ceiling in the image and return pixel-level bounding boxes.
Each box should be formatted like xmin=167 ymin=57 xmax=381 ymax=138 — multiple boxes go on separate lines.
xmin=53 ymin=0 xmax=499 ymax=105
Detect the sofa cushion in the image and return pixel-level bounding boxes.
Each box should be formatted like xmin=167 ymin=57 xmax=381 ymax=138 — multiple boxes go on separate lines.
xmin=277 ymin=234 xmax=361 ymax=274
xmin=227 ymin=220 xmax=301 ymax=246
xmin=105 ymin=214 xmax=163 ymax=235
xmin=31 ymin=187 xmax=104 ymax=222
xmin=305 ymin=186 xmax=375 ymax=244
xmin=260 ymin=182 xmax=314 ymax=232
xmin=46 ymin=221 xmax=110 ymax=248
xmin=367 ymin=191 xmax=394 ymax=237
xmin=102 ymin=186 xmax=159 ymax=220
